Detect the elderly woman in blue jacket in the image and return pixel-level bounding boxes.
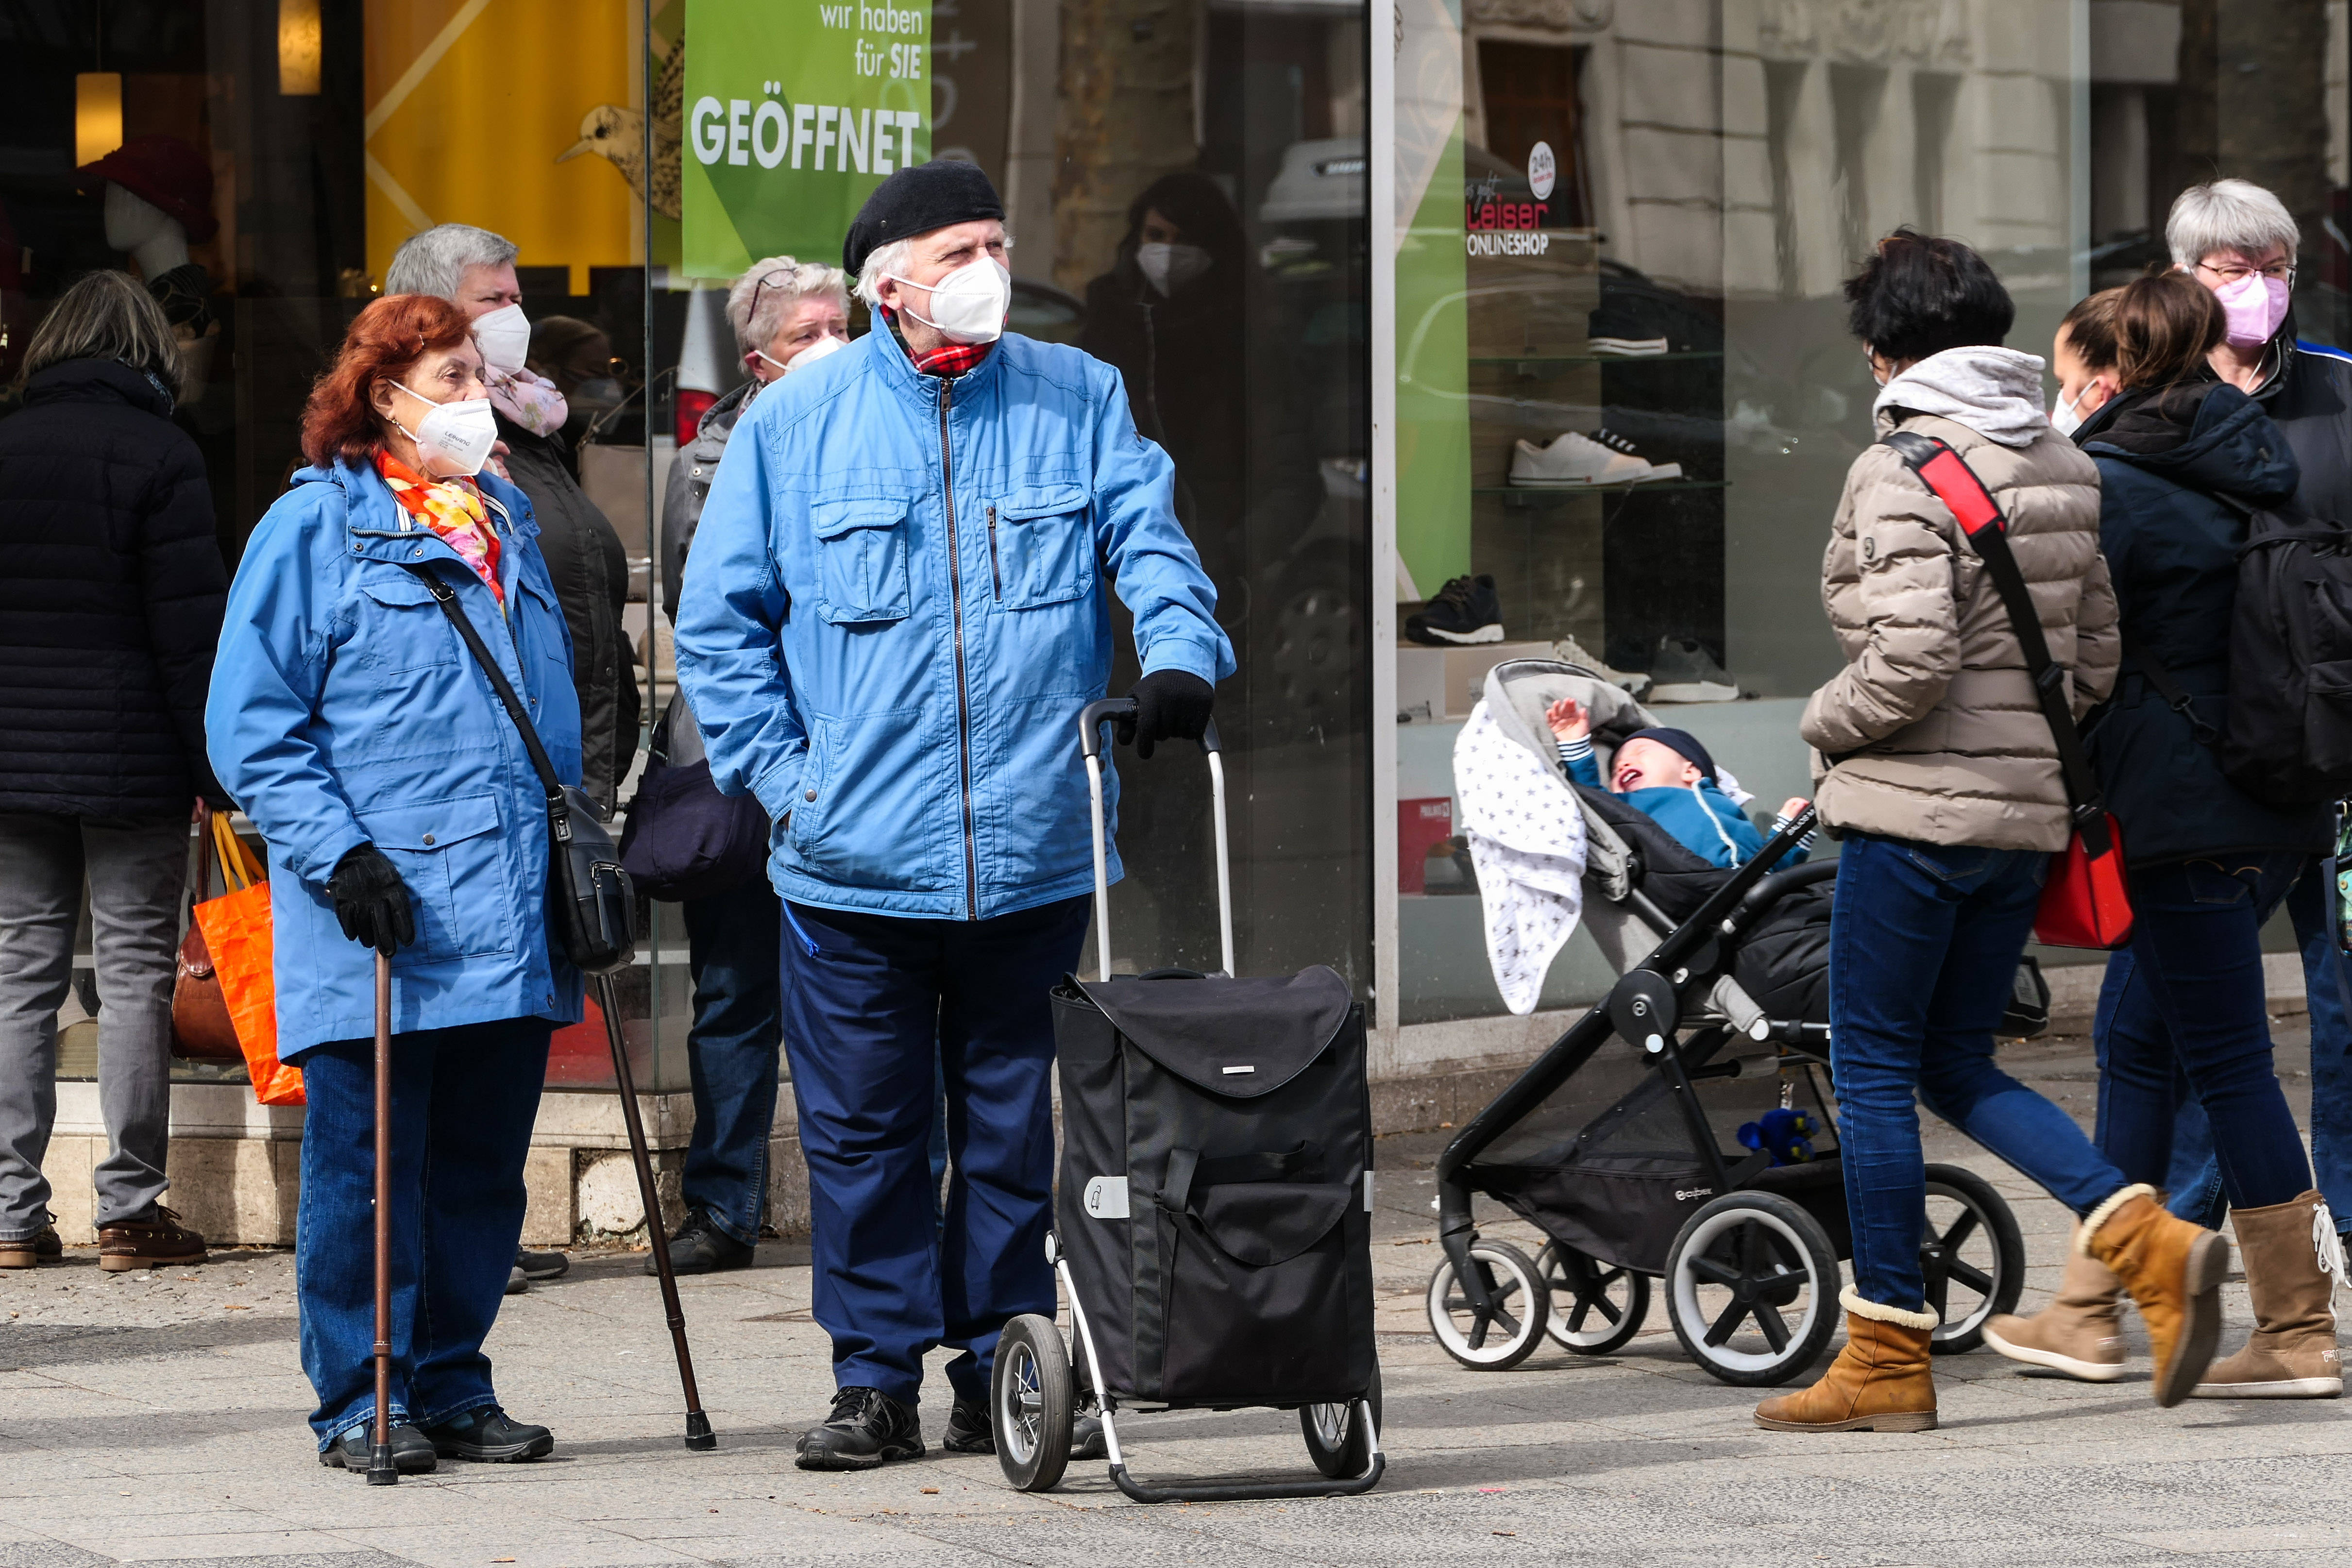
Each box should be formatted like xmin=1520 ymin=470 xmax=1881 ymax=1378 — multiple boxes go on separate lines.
xmin=206 ymin=294 xmax=580 ymax=1473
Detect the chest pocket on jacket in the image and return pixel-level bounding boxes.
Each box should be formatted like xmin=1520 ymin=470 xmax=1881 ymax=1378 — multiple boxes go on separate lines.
xmin=354 ymin=573 xmax=458 ymax=674
xmin=991 ymin=483 xmax=1093 ymax=609
xmin=811 ymin=498 xmax=913 ymax=625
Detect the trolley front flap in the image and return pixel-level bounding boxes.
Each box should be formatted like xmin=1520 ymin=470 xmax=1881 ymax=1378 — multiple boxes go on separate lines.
xmin=1077 ymin=966 xmax=1353 ymax=1099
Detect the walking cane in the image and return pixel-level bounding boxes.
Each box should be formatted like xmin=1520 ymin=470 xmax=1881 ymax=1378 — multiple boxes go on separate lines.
xmin=367 ymin=950 xmax=399 ymax=1485
xmin=595 ymin=973 xmax=717 ymax=1450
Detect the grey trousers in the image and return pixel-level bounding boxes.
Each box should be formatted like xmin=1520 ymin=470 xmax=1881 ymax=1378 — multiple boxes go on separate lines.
xmin=0 ymin=812 xmax=190 ymax=1238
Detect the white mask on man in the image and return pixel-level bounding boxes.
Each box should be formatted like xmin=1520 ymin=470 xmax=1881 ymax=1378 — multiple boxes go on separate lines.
xmin=472 ymin=303 xmax=532 ymax=377
xmin=391 ymin=382 xmax=499 ymax=478
xmin=887 ymin=257 xmax=1011 ymax=345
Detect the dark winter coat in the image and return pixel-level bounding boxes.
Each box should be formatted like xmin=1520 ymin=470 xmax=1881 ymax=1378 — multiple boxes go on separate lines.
xmin=0 ymin=358 xmax=227 ymax=818
xmin=496 ymin=415 xmax=639 ymax=814
xmin=2252 ymin=325 xmax=2352 ymax=526
xmin=2077 ymin=379 xmax=2332 ymax=865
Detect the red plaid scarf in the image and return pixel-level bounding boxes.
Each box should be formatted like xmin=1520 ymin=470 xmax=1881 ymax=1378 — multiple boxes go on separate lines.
xmin=884 ymin=309 xmax=993 ymax=379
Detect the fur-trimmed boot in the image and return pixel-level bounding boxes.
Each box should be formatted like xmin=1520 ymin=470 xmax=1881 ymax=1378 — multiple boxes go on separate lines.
xmin=1982 ymin=1229 xmax=2127 ymax=1382
xmin=1753 ymin=1289 xmax=1937 ymax=1433
xmin=2081 ymin=1183 xmax=2230 ymax=1408
xmin=2191 ymin=1190 xmax=2345 ymax=1399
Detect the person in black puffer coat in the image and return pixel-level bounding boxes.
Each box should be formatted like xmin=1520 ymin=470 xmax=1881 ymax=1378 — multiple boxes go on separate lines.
xmin=0 ymin=270 xmax=226 ymax=1273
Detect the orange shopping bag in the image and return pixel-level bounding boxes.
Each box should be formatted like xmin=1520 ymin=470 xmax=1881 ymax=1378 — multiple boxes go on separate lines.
xmin=190 ymin=812 xmax=304 ymax=1107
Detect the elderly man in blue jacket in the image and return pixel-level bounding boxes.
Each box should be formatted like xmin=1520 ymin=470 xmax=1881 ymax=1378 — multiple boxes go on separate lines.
xmin=675 ymin=162 xmax=1233 ymax=1470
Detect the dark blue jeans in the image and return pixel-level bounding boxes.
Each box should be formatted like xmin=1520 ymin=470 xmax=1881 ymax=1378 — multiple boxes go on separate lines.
xmin=1829 ymin=833 xmax=2130 ymax=1314
xmin=2093 ymin=853 xmax=2314 ymax=1213
xmin=294 ymin=1017 xmax=550 ymax=1447
xmin=780 ymin=894 xmax=1090 ymax=1405
xmin=2125 ymin=865 xmax=2352 ymax=1231
xmin=680 ymin=880 xmax=784 ymax=1246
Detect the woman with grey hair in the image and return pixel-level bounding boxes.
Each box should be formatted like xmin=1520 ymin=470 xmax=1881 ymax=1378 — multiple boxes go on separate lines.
xmin=0 ymin=270 xmax=229 ymax=1273
xmin=646 ymin=255 xmax=847 ymax=1276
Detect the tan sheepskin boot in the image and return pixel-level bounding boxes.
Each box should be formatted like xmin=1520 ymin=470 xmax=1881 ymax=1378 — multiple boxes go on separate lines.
xmin=1983 ymin=1229 xmax=2127 ymax=1382
xmin=2081 ymin=1183 xmax=2230 ymax=1407
xmin=2192 ymin=1190 xmax=2345 ymax=1399
xmin=1753 ymin=1289 xmax=1937 ymax=1433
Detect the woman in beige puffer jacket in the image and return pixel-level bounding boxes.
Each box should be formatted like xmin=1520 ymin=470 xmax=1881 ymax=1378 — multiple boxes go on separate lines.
xmin=1756 ymin=231 xmax=2229 ymax=1438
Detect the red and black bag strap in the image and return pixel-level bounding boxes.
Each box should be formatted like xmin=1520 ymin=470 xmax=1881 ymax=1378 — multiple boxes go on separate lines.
xmin=1878 ymin=430 xmax=2112 ymax=851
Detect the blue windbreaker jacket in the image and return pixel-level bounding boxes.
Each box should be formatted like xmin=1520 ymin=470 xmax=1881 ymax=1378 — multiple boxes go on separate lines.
xmin=204 ymin=459 xmax=586 ymax=1059
xmin=674 ymin=328 xmax=1234 ymax=919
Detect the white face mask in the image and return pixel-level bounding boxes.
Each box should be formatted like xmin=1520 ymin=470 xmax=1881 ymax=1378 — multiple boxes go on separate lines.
xmin=390 ymin=382 xmax=498 ymax=478
xmin=1136 ymin=241 xmax=1212 ymax=297
xmin=2051 ymin=381 xmax=2101 ymax=438
xmin=473 ymin=303 xmax=532 ymax=377
xmin=888 ymin=257 xmax=1010 ymax=345
xmin=756 ymin=332 xmax=849 ymax=378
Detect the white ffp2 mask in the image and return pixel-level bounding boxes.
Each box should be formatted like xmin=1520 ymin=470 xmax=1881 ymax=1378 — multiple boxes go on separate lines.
xmin=1136 ymin=241 xmax=1212 ymax=297
xmin=757 ymin=332 xmax=849 ymax=377
xmin=392 ymin=383 xmax=499 ymax=478
xmin=889 ymin=258 xmax=1010 ymax=346
xmin=472 ymin=303 xmax=532 ymax=377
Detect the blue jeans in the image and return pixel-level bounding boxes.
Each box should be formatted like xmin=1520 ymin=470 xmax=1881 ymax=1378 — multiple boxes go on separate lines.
xmin=2130 ymin=864 xmax=2352 ymax=1232
xmin=1829 ymin=833 xmax=2130 ymax=1314
xmin=2093 ymin=853 xmax=2314 ymax=1214
xmin=781 ymin=894 xmax=1090 ymax=1405
xmin=295 ymin=1017 xmax=550 ymax=1447
xmin=680 ymin=881 xmax=783 ymax=1246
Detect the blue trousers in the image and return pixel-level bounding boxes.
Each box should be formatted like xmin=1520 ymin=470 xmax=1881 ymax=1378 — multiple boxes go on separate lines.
xmin=294 ymin=1017 xmax=550 ymax=1447
xmin=680 ymin=881 xmax=784 ymax=1246
xmin=2093 ymin=853 xmax=2315 ymax=1215
xmin=780 ymin=894 xmax=1090 ymax=1405
xmin=1829 ymin=834 xmax=2130 ymax=1314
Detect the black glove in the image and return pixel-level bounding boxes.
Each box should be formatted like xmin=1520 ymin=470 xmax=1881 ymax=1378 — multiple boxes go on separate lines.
xmin=328 ymin=844 xmax=416 ymax=958
xmin=1122 ymin=670 xmax=1215 ymax=761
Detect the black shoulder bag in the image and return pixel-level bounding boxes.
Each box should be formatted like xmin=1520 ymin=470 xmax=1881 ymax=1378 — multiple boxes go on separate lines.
xmin=403 ymin=565 xmax=638 ymax=974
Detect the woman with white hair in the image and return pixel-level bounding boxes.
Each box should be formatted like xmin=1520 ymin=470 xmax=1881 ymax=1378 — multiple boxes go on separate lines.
xmin=647 ymin=255 xmax=847 ymax=1275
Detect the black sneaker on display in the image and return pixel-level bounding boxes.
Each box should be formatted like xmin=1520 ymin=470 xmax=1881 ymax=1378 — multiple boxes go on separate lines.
xmin=1649 ymin=635 xmax=1742 ymax=703
xmin=644 ymin=1208 xmax=758 ymax=1275
xmin=795 ymin=1386 xmax=926 ymax=1471
xmin=1405 ymin=574 xmax=1503 ymax=645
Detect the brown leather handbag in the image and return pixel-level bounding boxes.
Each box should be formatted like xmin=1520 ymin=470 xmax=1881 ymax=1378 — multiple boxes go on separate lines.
xmin=170 ymin=808 xmax=243 ymax=1061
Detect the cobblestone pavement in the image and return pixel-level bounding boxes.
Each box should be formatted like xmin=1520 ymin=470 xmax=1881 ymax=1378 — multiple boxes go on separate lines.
xmin=5 ymin=1027 xmax=2352 ymax=1567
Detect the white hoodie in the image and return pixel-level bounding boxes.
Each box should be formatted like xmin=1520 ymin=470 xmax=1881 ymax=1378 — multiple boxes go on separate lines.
xmin=1872 ymin=345 xmax=2049 ymax=448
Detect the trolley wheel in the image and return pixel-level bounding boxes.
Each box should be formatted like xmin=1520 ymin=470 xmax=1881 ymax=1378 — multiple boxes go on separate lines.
xmin=1426 ymin=1240 xmax=1550 ymax=1370
xmin=991 ymin=1314 xmax=1072 ymax=1492
xmin=1922 ymin=1163 xmax=2026 ymax=1354
xmin=1538 ymin=1240 xmax=1651 ymax=1354
xmin=1664 ymin=1190 xmax=1841 ymax=1387
xmin=1299 ymin=1358 xmax=1382 ymax=1479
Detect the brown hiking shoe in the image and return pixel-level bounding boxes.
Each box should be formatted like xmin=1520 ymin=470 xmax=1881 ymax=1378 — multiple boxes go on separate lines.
xmin=97 ymin=1206 xmax=207 ymax=1272
xmin=2192 ymin=1190 xmax=2344 ymax=1399
xmin=0 ymin=1226 xmax=62 ymax=1269
xmin=1984 ymin=1229 xmax=2128 ymax=1382
xmin=2083 ymin=1185 xmax=2229 ymax=1407
xmin=1753 ymin=1290 xmax=1938 ymax=1433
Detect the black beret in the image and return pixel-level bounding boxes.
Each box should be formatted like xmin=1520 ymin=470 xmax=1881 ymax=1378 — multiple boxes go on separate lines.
xmin=843 ymin=160 xmax=1006 ymax=278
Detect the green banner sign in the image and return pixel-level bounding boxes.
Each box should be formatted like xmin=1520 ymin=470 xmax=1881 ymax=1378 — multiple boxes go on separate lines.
xmin=681 ymin=0 xmax=932 ymax=278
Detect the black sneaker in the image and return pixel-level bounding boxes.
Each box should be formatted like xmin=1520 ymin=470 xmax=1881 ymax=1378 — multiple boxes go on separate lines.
xmin=516 ymin=1246 xmax=569 ymax=1281
xmin=1405 ymin=574 xmax=1503 ymax=646
xmin=795 ymin=1386 xmax=924 ymax=1471
xmin=421 ymin=1407 xmax=554 ymax=1463
xmin=320 ymin=1423 xmax=437 ymax=1473
xmin=646 ymin=1209 xmax=757 ymax=1276
xmin=945 ymin=1399 xmax=1108 ymax=1459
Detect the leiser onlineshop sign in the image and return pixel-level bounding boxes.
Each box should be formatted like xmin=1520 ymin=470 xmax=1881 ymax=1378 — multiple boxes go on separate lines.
xmin=681 ymin=0 xmax=933 ymax=278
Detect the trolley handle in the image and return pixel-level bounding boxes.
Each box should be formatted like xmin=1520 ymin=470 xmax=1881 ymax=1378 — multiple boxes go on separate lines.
xmin=1077 ymin=697 xmax=1235 ymax=981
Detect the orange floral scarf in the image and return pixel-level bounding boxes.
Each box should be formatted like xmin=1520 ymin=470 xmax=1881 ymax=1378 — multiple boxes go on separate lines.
xmin=376 ymin=451 xmax=503 ymax=606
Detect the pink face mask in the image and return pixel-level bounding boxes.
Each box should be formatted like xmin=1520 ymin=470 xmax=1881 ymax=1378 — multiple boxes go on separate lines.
xmin=2213 ymin=270 xmax=2291 ymax=347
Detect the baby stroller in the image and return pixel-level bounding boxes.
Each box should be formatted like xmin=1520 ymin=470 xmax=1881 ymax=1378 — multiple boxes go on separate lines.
xmin=1425 ymin=659 xmax=2029 ymax=1386
xmin=990 ymin=698 xmax=1383 ymax=1501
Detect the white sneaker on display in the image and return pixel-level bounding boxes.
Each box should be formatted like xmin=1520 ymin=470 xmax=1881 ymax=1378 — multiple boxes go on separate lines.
xmin=1508 ymin=429 xmax=1681 ymax=488
xmin=1549 ymin=636 xmax=1652 ymax=701
xmin=1590 ymin=336 xmax=1670 ymax=357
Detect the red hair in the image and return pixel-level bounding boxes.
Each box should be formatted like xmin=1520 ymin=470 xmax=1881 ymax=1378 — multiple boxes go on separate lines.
xmin=301 ymin=293 xmax=475 ymax=468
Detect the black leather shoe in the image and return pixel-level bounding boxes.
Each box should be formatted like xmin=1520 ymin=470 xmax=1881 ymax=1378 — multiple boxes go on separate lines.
xmin=943 ymin=1398 xmax=993 ymax=1454
xmin=422 ymin=1407 xmax=554 ymax=1463
xmin=516 ymin=1246 xmax=570 ymax=1281
xmin=1071 ymin=1414 xmax=1107 ymax=1460
xmin=320 ymin=1423 xmax=436 ymax=1473
xmin=795 ymin=1386 xmax=924 ymax=1471
xmin=645 ymin=1209 xmax=757 ymax=1276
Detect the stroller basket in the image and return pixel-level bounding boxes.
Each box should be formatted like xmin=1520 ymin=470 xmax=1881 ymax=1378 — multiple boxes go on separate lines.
xmin=994 ymin=698 xmax=1383 ymax=1503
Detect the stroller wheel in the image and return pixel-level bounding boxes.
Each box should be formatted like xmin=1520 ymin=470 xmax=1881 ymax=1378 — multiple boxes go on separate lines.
xmin=991 ymin=1314 xmax=1073 ymax=1492
xmin=1299 ymin=1358 xmax=1382 ymax=1479
xmin=1922 ymin=1163 xmax=2027 ymax=1354
xmin=1664 ymin=1191 xmax=1840 ymax=1387
xmin=1426 ymin=1241 xmax=1550 ymax=1370
xmin=1537 ymin=1241 xmax=1651 ymax=1354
